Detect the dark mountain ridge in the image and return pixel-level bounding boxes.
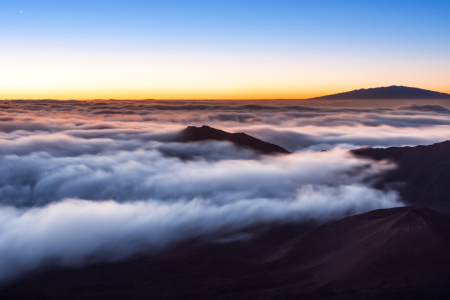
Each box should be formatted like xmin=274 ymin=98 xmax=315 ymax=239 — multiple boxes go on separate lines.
xmin=310 ymin=85 xmax=450 ymax=100
xmin=174 ymin=125 xmax=290 ymax=154
xmin=351 ymin=140 xmax=450 ymax=210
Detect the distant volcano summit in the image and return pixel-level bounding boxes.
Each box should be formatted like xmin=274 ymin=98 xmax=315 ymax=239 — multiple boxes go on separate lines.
xmin=310 ymin=86 xmax=450 ymax=100
xmin=175 ymin=125 xmax=290 ymax=155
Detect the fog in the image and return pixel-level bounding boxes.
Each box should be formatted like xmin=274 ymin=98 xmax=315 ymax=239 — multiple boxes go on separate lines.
xmin=2 ymin=99 xmax=450 ymax=282
xmin=0 ymin=183 xmax=398 ymax=282
xmin=0 ymin=148 xmax=392 ymax=206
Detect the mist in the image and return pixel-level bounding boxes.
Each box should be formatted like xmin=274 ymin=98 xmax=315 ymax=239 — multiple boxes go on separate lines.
xmin=0 ymin=147 xmax=402 ymax=282
xmin=0 ymin=173 xmax=399 ymax=282
xmin=2 ymin=99 xmax=450 ymax=283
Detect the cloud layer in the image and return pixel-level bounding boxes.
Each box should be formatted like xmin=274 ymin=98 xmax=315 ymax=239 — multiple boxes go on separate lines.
xmin=0 ymin=181 xmax=398 ymax=282
xmin=0 ymin=149 xmax=391 ymax=206
xmin=2 ymin=99 xmax=450 ymax=152
xmin=2 ymin=99 xmax=450 ymax=282
xmin=0 ymin=147 xmax=401 ymax=282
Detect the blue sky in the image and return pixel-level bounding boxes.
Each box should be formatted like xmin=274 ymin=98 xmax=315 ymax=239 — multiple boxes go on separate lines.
xmin=1 ymin=0 xmax=449 ymax=99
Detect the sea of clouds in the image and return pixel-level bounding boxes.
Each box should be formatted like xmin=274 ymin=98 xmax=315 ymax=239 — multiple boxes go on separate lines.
xmin=1 ymin=99 xmax=450 ymax=282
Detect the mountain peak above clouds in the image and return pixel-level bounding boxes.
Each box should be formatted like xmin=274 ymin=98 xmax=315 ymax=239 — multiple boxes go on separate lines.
xmin=310 ymin=86 xmax=450 ymax=100
xmin=174 ymin=125 xmax=290 ymax=155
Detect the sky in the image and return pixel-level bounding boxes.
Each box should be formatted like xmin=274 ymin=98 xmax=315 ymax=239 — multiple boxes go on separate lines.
xmin=1 ymin=0 xmax=449 ymax=100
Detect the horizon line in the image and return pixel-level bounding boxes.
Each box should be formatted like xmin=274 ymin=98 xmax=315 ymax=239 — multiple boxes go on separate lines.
xmin=1 ymin=86 xmax=449 ymax=101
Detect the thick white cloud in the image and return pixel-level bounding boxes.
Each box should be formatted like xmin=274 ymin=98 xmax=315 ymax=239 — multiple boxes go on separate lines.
xmin=2 ymin=99 xmax=448 ymax=284
xmin=0 ymin=183 xmax=399 ymax=282
xmin=0 ymin=144 xmax=402 ymax=282
xmin=0 ymin=149 xmax=391 ymax=206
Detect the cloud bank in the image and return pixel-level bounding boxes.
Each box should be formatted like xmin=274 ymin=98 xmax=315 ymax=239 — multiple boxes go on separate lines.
xmin=0 ymin=148 xmax=401 ymax=282
xmin=2 ymin=99 xmax=450 ymax=152
xmin=2 ymin=99 xmax=449 ymax=282
xmin=0 ymin=181 xmax=398 ymax=282
xmin=0 ymin=149 xmax=390 ymax=206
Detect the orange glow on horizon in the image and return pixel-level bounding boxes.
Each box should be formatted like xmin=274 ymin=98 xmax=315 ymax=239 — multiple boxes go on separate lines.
xmin=1 ymin=50 xmax=449 ymax=100
xmin=1 ymin=86 xmax=449 ymax=101
xmin=0 ymin=88 xmax=329 ymax=101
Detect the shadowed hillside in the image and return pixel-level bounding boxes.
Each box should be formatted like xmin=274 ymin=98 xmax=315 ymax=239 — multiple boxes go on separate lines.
xmin=352 ymin=140 xmax=450 ymax=210
xmin=262 ymin=206 xmax=450 ymax=298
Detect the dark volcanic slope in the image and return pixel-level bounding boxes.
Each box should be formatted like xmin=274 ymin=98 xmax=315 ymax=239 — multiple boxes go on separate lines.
xmin=2 ymin=207 xmax=450 ymax=299
xmin=310 ymin=85 xmax=450 ymax=100
xmin=174 ymin=125 xmax=290 ymax=154
xmin=0 ymin=223 xmax=314 ymax=300
xmin=264 ymin=206 xmax=450 ymax=298
xmin=351 ymin=141 xmax=450 ymax=209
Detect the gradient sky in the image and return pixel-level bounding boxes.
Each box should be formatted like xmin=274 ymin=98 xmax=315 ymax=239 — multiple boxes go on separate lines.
xmin=1 ymin=0 xmax=449 ymax=99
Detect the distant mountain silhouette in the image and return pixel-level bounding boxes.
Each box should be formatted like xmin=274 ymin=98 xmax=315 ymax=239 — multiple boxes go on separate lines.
xmin=352 ymin=140 xmax=450 ymax=210
xmin=3 ymin=206 xmax=450 ymax=299
xmin=310 ymin=85 xmax=450 ymax=100
xmin=174 ymin=125 xmax=290 ymax=154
